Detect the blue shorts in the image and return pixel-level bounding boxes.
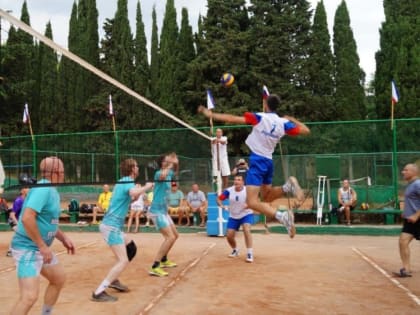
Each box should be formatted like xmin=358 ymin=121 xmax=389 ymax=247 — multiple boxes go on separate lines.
xmin=12 ymin=248 xmax=59 ymax=278
xmin=246 ymin=153 xmax=273 ymax=186
xmin=148 ymin=212 xmax=174 ymax=231
xmin=227 ymin=213 xmax=254 ymax=231
xmin=100 ymin=223 xmax=125 ymax=246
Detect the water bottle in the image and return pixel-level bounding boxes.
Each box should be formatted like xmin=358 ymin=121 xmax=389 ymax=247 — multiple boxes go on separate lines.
xmin=193 ymin=213 xmax=198 ymax=226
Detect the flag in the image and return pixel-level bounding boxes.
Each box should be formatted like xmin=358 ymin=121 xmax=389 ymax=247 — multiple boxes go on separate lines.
xmin=207 ymin=89 xmax=215 ymax=110
xmin=262 ymin=85 xmax=270 ymax=100
xmin=22 ymin=103 xmax=29 ymax=123
xmin=391 ymin=80 xmax=399 ymax=105
xmin=108 ymin=94 xmax=114 ymax=116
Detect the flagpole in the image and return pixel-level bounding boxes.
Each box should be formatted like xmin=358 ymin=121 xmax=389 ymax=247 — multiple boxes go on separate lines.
xmin=109 ymin=95 xmax=119 ymax=179
xmin=24 ymin=104 xmax=37 ymax=176
xmin=391 ymin=101 xmax=394 ymax=130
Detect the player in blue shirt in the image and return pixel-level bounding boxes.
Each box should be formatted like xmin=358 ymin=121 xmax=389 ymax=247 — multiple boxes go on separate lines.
xmin=92 ymin=158 xmax=152 ymax=302
xmin=10 ymin=157 xmax=75 ymax=315
xmin=148 ymin=152 xmax=180 ymax=277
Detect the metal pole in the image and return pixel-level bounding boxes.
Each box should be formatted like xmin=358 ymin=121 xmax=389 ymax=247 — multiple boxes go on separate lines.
xmin=392 ymin=120 xmax=399 ymax=209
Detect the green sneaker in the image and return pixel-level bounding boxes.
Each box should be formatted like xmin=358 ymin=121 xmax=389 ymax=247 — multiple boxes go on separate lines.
xmin=160 ymin=260 xmax=177 ymax=268
xmin=149 ymin=266 xmax=169 ymax=277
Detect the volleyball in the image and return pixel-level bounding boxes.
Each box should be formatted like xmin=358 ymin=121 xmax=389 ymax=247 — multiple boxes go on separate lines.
xmin=220 ymin=73 xmax=235 ymax=87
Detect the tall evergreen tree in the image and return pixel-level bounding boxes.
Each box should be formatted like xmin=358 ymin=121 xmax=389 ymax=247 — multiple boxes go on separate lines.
xmin=133 ymin=0 xmax=149 ymax=97
xmin=175 ymin=7 xmax=196 ymax=117
xmin=248 ymin=0 xmax=312 ymax=117
xmin=149 ymin=6 xmax=160 ymax=102
xmin=157 ymin=0 xmax=179 ymax=117
xmin=375 ymin=0 xmax=420 ymax=119
xmin=37 ymin=22 xmax=58 ymax=133
xmin=333 ymin=0 xmax=366 ymax=120
xmin=307 ymin=0 xmax=335 ymax=121
xmin=0 ymin=1 xmax=36 ymax=135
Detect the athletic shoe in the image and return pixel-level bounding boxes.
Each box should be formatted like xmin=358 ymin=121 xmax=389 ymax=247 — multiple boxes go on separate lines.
xmin=109 ymin=279 xmax=129 ymax=292
xmin=246 ymin=253 xmax=254 ymax=263
xmin=228 ymin=249 xmax=239 ymax=258
xmin=91 ymin=291 xmax=118 ymax=302
xmin=393 ymin=268 xmax=412 ymax=278
xmin=160 ymin=260 xmax=177 ymax=268
xmin=149 ymin=266 xmax=169 ymax=277
xmin=285 ymin=176 xmax=304 ymax=202
xmin=279 ymin=210 xmax=296 ymax=238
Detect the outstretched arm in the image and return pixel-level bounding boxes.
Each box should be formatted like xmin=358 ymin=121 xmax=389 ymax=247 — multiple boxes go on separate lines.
xmin=198 ymin=105 xmax=245 ymax=124
xmin=284 ymin=115 xmax=310 ymax=135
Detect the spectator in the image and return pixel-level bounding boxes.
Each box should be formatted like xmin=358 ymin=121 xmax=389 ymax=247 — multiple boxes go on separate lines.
xmin=167 ymin=182 xmax=189 ymax=225
xmin=395 ymin=163 xmax=420 ymax=278
xmin=186 ymin=183 xmax=207 ymax=227
xmin=127 ymin=186 xmax=147 ymax=233
xmin=144 ymin=190 xmax=153 ymax=227
xmin=92 ymin=184 xmax=112 ymax=224
xmin=231 ymin=158 xmax=249 ymax=180
xmin=10 ymin=156 xmax=75 ymax=314
xmin=337 ymin=179 xmax=357 ymax=226
xmin=0 ymin=193 xmax=8 ymax=213
xmin=211 ymin=128 xmax=231 ymax=189
xmin=217 ymin=175 xmax=255 ymax=262
xmin=6 ymin=187 xmax=29 ymax=257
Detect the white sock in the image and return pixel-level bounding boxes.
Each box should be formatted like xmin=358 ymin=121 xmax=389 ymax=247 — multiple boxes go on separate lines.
xmin=275 ymin=211 xmax=284 ymax=223
xmin=282 ymin=182 xmax=291 ymax=193
xmin=94 ymin=279 xmax=110 ymax=295
xmin=41 ymin=305 xmax=53 ymax=315
xmin=247 ymin=248 xmax=253 ymax=255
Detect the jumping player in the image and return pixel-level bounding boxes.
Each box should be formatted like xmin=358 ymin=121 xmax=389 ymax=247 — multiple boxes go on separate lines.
xmin=92 ymin=159 xmax=153 ymax=302
xmin=198 ymin=94 xmax=310 ymax=238
xmin=148 ymin=152 xmax=180 ymax=277
xmin=217 ymin=175 xmax=255 ymax=262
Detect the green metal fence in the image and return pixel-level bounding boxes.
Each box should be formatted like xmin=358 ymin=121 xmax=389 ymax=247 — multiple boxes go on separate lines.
xmin=1 ymin=118 xmax=419 ymax=208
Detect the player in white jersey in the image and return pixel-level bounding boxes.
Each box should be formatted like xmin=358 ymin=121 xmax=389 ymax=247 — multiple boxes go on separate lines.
xmin=198 ymin=94 xmax=310 ymax=238
xmin=211 ymin=128 xmax=231 ymax=189
xmin=217 ymin=175 xmax=255 ymax=262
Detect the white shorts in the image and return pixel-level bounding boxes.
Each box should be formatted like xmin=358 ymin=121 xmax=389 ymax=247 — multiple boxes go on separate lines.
xmin=131 ymin=206 xmax=145 ymax=213
xmin=12 ymin=248 xmax=58 ymax=278
xmin=212 ymin=157 xmax=231 ymax=177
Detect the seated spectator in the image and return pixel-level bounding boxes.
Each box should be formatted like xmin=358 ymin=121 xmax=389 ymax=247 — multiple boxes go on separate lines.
xmin=186 ymin=183 xmax=207 ymax=227
xmin=167 ymin=182 xmax=189 ymax=225
xmin=127 ymin=186 xmax=147 ymax=233
xmin=7 ymin=187 xmax=29 ymax=256
xmin=0 ymin=194 xmax=8 ymax=213
xmin=144 ymin=190 xmax=153 ymax=227
xmin=337 ymin=179 xmax=357 ymax=226
xmin=92 ymin=184 xmax=112 ymax=224
xmin=231 ymin=158 xmax=249 ymax=181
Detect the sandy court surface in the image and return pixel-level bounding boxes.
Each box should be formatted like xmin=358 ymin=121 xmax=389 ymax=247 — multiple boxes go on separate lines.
xmin=1 ymin=230 xmax=419 ymax=315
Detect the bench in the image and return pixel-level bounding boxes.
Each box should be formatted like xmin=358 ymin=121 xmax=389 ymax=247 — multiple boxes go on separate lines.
xmin=290 ymin=209 xmax=402 ymax=225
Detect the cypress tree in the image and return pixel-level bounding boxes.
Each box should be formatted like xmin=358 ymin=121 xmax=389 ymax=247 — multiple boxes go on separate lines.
xmin=333 ymin=0 xmax=366 ymax=120
xmin=158 ymin=0 xmax=179 ymax=118
xmin=175 ymin=7 xmax=196 ymax=118
xmin=375 ymin=0 xmax=420 ymax=119
xmin=133 ymin=0 xmax=149 ymax=97
xmin=307 ymin=0 xmax=335 ymax=121
xmin=248 ymin=0 xmax=312 ymax=117
xmin=37 ymin=22 xmax=58 ymax=133
xmin=149 ymin=7 xmax=160 ymax=102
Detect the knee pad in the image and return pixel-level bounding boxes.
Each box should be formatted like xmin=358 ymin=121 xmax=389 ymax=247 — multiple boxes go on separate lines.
xmin=126 ymin=240 xmax=137 ymax=261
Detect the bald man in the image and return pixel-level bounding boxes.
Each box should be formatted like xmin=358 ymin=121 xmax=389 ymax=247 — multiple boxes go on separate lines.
xmin=396 ymin=163 xmax=420 ymax=278
xmin=10 ymin=156 xmax=75 ymax=315
xmin=92 ymin=184 xmax=112 ymax=224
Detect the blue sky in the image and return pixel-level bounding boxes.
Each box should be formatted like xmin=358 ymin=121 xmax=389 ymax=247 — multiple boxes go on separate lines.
xmin=0 ymin=0 xmax=384 ymax=79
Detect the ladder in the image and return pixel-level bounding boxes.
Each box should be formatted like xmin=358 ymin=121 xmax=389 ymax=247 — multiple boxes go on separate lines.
xmin=316 ymin=176 xmax=327 ymax=225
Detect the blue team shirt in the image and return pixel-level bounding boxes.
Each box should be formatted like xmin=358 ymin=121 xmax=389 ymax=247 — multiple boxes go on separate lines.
xmin=102 ymin=176 xmax=134 ymax=229
xmin=11 ymin=179 xmax=60 ymax=251
xmin=150 ymin=169 xmax=174 ymax=214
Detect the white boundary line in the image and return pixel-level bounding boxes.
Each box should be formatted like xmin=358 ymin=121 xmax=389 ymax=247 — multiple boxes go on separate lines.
xmin=352 ymin=247 xmax=420 ymax=306
xmin=0 ymin=240 xmax=99 ymax=275
xmin=138 ymin=242 xmax=216 ymax=315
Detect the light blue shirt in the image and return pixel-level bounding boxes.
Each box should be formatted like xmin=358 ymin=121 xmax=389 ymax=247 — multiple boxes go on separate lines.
xmin=102 ymin=176 xmax=134 ymax=228
xmin=11 ymin=179 xmax=60 ymax=250
xmin=403 ymin=179 xmax=420 ymax=218
xmin=150 ymin=169 xmax=174 ymax=214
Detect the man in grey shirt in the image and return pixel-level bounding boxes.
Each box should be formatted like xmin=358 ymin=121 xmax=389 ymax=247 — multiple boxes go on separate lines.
xmin=396 ymin=163 xmax=420 ymax=277
xmin=186 ymin=184 xmax=207 ymax=227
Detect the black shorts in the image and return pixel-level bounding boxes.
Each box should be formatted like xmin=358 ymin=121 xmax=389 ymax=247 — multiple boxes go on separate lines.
xmin=402 ymin=219 xmax=420 ymax=240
